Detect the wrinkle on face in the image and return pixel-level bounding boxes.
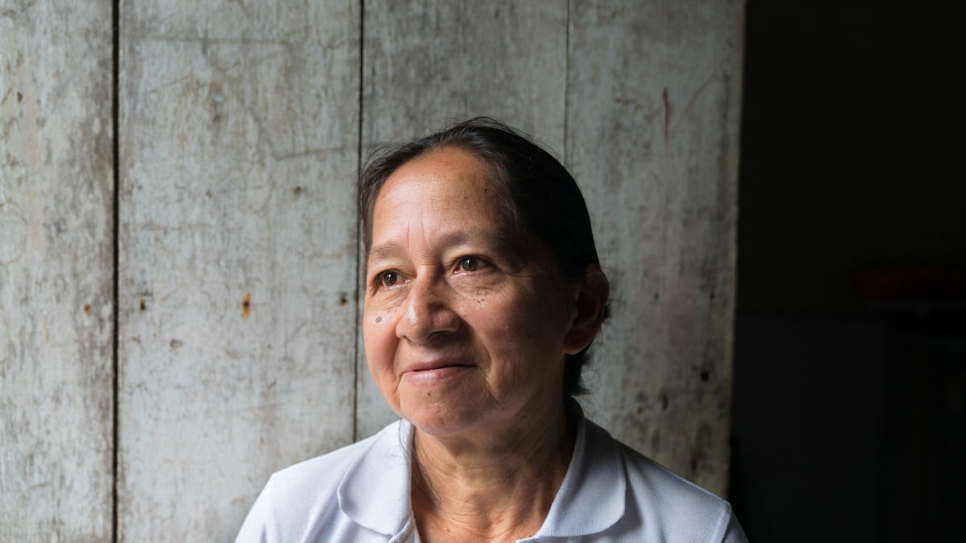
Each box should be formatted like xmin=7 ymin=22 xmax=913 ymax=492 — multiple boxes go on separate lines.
xmin=362 ymin=147 xmax=577 ymax=439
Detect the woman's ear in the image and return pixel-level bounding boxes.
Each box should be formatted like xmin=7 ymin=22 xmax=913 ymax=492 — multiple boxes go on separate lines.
xmin=564 ymin=265 xmax=610 ymax=354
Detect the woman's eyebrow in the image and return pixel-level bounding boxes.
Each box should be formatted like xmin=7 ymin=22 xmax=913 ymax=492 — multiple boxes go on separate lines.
xmin=440 ymin=229 xmax=529 ymax=265
xmin=436 ymin=230 xmax=493 ymax=248
xmin=368 ymin=229 xmax=520 ymax=262
xmin=367 ymin=243 xmax=404 ymax=265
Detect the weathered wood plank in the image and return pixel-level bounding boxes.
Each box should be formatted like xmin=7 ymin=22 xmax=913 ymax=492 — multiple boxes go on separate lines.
xmin=357 ymin=0 xmax=569 ymax=439
xmin=567 ymin=0 xmax=745 ymax=496
xmin=117 ymin=1 xmax=360 ymax=540
xmin=0 ymin=0 xmax=115 ymax=539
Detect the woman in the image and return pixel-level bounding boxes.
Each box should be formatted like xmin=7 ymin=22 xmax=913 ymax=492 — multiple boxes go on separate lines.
xmin=236 ymin=118 xmax=748 ymax=543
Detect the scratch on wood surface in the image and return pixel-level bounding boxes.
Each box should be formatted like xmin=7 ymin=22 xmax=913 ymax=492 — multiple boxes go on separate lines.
xmin=679 ymin=70 xmax=718 ymax=123
xmin=272 ymin=145 xmax=351 ymax=161
xmin=663 ymin=87 xmax=670 ymax=153
xmin=139 ymin=72 xmax=197 ymax=98
xmin=138 ymin=35 xmax=291 ymax=46
xmin=242 ymin=292 xmax=251 ymax=319
xmin=0 ymin=201 xmax=28 ymax=263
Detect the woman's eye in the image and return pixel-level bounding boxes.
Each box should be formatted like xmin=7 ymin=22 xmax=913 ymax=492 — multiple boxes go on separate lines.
xmin=379 ymin=271 xmax=398 ymax=287
xmin=458 ymin=256 xmax=484 ymax=272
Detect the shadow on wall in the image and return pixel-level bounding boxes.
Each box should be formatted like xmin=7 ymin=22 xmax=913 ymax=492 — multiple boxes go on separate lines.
xmin=730 ymin=0 xmax=966 ymax=541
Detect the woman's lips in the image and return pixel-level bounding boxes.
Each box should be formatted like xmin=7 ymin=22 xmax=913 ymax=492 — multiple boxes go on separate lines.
xmin=401 ymin=361 xmax=474 ymax=384
xmin=405 ymin=359 xmax=472 ymax=372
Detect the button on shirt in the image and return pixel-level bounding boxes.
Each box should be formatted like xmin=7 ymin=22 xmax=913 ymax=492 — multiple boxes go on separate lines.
xmin=235 ymin=405 xmax=748 ymax=543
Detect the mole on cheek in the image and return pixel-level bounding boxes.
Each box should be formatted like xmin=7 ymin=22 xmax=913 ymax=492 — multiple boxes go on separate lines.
xmin=375 ymin=316 xmax=383 ymax=323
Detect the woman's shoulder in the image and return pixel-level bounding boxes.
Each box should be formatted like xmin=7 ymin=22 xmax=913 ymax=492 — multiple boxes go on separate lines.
xmin=616 ymin=438 xmax=729 ymax=511
xmin=235 ymin=420 xmax=413 ymax=543
xmin=582 ymin=419 xmax=746 ymax=542
xmin=579 ymin=418 xmax=724 ymax=504
xmin=266 ymin=419 xmax=411 ymax=504
xmin=270 ymin=425 xmax=392 ymax=489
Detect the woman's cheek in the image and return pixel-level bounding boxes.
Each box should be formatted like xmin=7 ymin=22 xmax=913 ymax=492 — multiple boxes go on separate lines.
xmin=365 ymin=303 xmax=397 ymax=333
xmin=452 ymin=276 xmax=500 ymax=301
xmin=366 ymin=289 xmax=403 ymax=319
xmin=364 ymin=302 xmax=397 ymax=365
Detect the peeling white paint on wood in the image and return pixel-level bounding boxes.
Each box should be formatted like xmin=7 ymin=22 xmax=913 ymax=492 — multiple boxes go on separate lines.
xmin=116 ymin=0 xmax=360 ymax=540
xmin=0 ymin=0 xmax=114 ymax=539
xmin=356 ymin=0 xmax=569 ymax=440
xmin=361 ymin=0 xmax=568 ymax=152
xmin=568 ymin=0 xmax=745 ymax=496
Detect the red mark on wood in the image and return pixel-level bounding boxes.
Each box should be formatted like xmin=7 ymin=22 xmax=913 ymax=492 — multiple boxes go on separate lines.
xmin=663 ymin=87 xmax=670 ymax=153
xmin=84 ymin=304 xmax=92 ymax=315
xmin=242 ymin=292 xmax=251 ymax=319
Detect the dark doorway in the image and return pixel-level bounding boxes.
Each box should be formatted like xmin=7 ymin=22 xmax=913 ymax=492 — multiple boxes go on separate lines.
xmin=731 ymin=1 xmax=966 ymax=541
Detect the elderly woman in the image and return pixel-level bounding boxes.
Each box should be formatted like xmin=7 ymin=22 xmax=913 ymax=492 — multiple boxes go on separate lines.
xmin=236 ymin=118 xmax=748 ymax=543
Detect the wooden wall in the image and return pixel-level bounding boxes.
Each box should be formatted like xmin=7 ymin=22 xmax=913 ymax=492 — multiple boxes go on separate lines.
xmin=0 ymin=0 xmax=115 ymax=539
xmin=1 ymin=0 xmax=744 ymax=540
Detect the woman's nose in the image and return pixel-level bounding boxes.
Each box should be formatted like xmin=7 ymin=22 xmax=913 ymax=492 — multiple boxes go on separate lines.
xmin=396 ymin=277 xmax=460 ymax=343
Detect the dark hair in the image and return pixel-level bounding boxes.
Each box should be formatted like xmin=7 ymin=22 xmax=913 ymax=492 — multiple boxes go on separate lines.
xmin=359 ymin=117 xmax=607 ymax=396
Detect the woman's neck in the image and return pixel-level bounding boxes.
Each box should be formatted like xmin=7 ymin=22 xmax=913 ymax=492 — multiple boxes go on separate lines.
xmin=410 ymin=402 xmax=576 ymax=543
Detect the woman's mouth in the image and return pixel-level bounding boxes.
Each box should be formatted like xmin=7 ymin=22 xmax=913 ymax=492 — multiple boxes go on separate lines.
xmin=402 ymin=361 xmax=475 ymax=384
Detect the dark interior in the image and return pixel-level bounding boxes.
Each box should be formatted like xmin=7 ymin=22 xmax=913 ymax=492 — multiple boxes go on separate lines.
xmin=730 ymin=0 xmax=966 ymax=540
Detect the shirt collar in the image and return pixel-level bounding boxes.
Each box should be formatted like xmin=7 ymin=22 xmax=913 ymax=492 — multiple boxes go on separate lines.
xmin=338 ymin=420 xmax=414 ymax=536
xmin=533 ymin=401 xmax=627 ymax=537
xmin=337 ymin=402 xmax=627 ymax=539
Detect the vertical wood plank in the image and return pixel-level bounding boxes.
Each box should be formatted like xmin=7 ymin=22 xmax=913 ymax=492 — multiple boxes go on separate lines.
xmin=117 ymin=1 xmax=360 ymax=540
xmin=0 ymin=0 xmax=114 ymax=539
xmin=356 ymin=0 xmax=569 ymax=439
xmin=568 ymin=0 xmax=745 ymax=495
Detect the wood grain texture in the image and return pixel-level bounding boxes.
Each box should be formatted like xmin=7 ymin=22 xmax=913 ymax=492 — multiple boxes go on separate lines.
xmin=567 ymin=0 xmax=745 ymax=495
xmin=1 ymin=0 xmax=744 ymax=536
xmin=117 ymin=1 xmax=360 ymax=540
xmin=356 ymin=0 xmax=569 ymax=439
xmin=0 ymin=0 xmax=115 ymax=539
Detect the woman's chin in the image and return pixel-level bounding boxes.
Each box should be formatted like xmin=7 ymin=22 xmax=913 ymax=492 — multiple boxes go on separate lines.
xmin=399 ymin=400 xmax=486 ymax=438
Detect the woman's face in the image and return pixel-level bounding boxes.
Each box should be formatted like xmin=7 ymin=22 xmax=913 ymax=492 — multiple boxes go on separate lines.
xmin=363 ymin=146 xmax=581 ymax=438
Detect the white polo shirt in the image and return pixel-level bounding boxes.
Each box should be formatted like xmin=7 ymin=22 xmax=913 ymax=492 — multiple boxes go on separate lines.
xmin=236 ymin=405 xmax=748 ymax=543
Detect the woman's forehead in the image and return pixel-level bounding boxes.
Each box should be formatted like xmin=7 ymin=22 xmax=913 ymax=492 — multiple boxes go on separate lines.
xmin=388 ymin=146 xmax=495 ymax=187
xmin=372 ymin=187 xmax=503 ymax=245
xmin=368 ymin=148 xmax=539 ymax=259
xmin=375 ymin=148 xmax=503 ymax=218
